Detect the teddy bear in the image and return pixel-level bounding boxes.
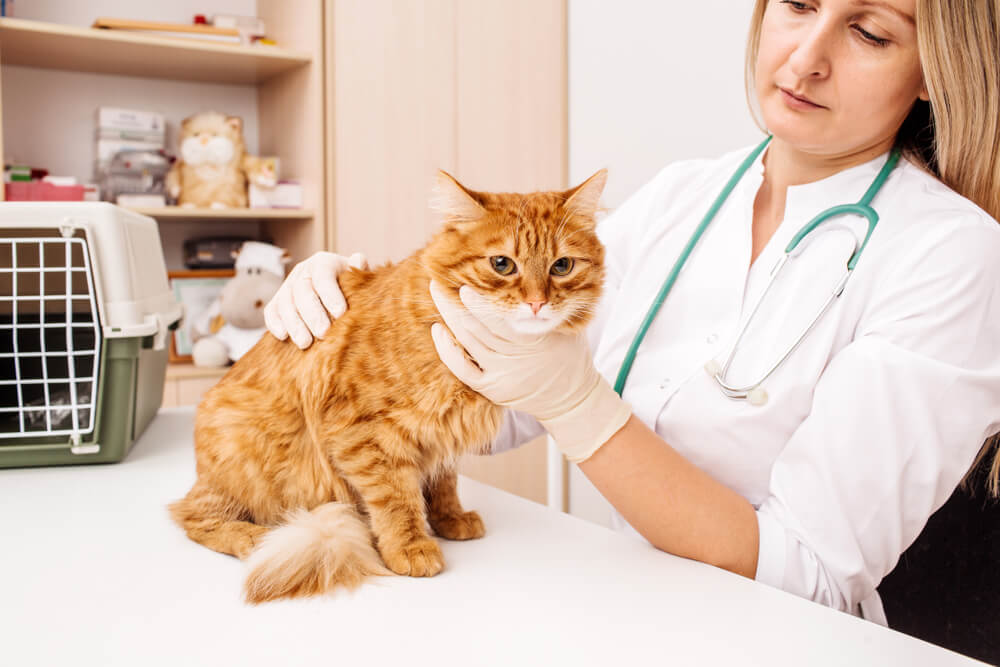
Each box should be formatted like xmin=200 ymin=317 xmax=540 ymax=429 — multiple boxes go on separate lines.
xmin=190 ymin=241 xmax=289 ymax=367
xmin=165 ymin=111 xmax=281 ymax=209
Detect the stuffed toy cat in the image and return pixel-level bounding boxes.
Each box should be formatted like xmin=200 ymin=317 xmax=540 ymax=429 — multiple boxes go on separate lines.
xmin=166 ymin=111 xmax=249 ymax=209
xmin=170 ymin=169 xmax=608 ymax=603
xmin=190 ymin=241 xmax=289 ymax=367
xmin=242 ymin=155 xmax=278 ymax=189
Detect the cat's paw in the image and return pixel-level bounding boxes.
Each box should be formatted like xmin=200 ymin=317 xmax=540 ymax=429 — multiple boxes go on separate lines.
xmin=210 ymin=201 xmax=229 ymax=210
xmin=431 ymin=510 xmax=485 ymax=540
xmin=382 ymin=538 xmax=444 ymax=577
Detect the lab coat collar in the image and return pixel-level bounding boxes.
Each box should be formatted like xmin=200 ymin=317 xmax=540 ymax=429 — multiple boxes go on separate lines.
xmin=753 ymin=145 xmax=894 ymax=225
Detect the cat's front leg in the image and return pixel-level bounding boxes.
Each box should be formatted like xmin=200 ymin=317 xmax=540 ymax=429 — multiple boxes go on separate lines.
xmin=425 ymin=469 xmax=485 ymax=540
xmin=340 ymin=444 xmax=444 ymax=577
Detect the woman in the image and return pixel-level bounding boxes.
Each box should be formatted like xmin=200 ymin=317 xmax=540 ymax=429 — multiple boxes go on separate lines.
xmin=265 ymin=0 xmax=1000 ymax=625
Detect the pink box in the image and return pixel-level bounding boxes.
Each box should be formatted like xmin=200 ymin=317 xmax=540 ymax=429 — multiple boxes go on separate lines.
xmin=5 ymin=181 xmax=86 ymax=201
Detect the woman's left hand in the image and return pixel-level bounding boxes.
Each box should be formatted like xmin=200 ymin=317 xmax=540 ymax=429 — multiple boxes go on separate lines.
xmin=429 ymin=280 xmax=632 ymax=462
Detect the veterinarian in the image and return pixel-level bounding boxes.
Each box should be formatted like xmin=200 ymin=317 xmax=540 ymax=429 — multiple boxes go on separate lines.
xmin=264 ymin=0 xmax=1000 ymax=625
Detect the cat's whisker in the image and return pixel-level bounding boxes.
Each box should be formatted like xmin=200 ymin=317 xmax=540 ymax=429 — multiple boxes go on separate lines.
xmin=554 ymin=205 xmax=575 ymax=240
xmin=558 ymin=227 xmax=596 ymax=245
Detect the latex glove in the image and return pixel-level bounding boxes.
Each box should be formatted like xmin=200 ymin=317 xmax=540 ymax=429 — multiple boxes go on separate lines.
xmin=264 ymin=251 xmax=368 ymax=348
xmin=428 ymin=281 xmax=632 ymax=463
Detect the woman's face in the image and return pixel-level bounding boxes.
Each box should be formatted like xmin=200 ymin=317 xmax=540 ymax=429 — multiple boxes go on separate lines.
xmin=755 ymin=0 xmax=928 ymax=157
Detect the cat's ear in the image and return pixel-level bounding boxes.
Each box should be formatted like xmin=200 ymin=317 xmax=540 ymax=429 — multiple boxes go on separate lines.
xmin=430 ymin=170 xmax=487 ymax=226
xmin=226 ymin=116 xmax=243 ymax=134
xmin=561 ymin=169 xmax=608 ymax=221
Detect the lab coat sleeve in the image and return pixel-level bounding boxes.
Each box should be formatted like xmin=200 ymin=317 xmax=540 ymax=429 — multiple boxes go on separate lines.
xmin=490 ymin=164 xmax=683 ymax=455
xmin=489 ymin=409 xmax=547 ymax=455
xmin=753 ymin=220 xmax=1000 ymax=616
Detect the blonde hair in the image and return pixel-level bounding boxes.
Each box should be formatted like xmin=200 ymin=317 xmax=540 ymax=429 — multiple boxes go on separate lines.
xmin=745 ymin=0 xmax=1000 ymax=495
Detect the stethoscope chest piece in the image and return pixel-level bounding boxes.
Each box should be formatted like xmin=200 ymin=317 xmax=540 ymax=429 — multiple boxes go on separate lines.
xmin=703 ymin=360 xmax=770 ymax=406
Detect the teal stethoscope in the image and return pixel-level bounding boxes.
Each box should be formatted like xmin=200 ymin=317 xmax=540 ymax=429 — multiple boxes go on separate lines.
xmin=612 ymin=135 xmax=901 ymax=405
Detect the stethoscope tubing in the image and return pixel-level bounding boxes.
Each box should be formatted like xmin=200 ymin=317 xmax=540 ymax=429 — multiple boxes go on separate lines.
xmin=612 ymin=136 xmax=774 ymax=396
xmin=613 ymin=136 xmax=902 ymax=404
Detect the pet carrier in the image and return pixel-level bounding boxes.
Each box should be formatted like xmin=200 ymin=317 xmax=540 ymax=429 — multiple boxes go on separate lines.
xmin=0 ymin=202 xmax=182 ymax=467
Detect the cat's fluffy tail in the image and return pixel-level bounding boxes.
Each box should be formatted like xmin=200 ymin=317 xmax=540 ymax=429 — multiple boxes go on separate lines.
xmin=243 ymin=502 xmax=389 ymax=604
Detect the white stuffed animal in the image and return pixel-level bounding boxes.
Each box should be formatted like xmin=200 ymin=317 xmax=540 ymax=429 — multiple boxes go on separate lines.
xmin=191 ymin=241 xmax=289 ymax=367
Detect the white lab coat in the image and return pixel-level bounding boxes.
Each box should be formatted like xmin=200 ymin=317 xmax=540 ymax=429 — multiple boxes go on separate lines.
xmin=492 ymin=142 xmax=1000 ymax=624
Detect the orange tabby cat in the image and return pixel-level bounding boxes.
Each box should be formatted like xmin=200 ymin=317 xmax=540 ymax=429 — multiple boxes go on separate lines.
xmin=169 ymin=169 xmax=608 ymax=603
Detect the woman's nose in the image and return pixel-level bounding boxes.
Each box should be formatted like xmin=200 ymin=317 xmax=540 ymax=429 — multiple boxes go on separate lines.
xmin=787 ymin=22 xmax=833 ymax=80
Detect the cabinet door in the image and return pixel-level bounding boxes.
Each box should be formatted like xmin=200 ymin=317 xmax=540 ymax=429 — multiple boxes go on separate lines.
xmin=326 ymin=0 xmax=567 ymax=503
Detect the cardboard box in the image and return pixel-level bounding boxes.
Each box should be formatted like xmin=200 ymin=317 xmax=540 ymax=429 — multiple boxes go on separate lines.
xmin=96 ymin=107 xmax=165 ymax=134
xmin=249 ymin=181 xmax=303 ymax=209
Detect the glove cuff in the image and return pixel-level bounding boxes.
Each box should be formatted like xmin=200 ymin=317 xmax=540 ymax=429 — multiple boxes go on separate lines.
xmin=540 ymin=377 xmax=632 ymax=464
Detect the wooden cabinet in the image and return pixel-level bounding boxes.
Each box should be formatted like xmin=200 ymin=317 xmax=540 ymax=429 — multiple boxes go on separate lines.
xmin=0 ymin=1 xmax=327 ymax=406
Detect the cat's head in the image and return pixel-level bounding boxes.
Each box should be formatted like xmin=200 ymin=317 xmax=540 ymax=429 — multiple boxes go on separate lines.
xmin=423 ymin=170 xmax=608 ymax=337
xmin=245 ymin=156 xmax=278 ymax=188
xmin=179 ymin=112 xmax=245 ymax=167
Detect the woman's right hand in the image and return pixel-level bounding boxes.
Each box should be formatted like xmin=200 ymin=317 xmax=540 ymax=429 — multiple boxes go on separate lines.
xmin=264 ymin=251 xmax=369 ymax=349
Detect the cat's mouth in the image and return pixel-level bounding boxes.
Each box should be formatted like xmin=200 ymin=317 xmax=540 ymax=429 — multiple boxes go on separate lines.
xmin=508 ymin=314 xmax=561 ymax=336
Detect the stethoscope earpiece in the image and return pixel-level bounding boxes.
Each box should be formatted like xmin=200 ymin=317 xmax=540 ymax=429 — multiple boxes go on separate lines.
xmin=747 ymin=387 xmax=768 ymax=407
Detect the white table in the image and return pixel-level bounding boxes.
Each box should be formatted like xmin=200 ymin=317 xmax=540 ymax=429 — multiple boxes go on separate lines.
xmin=0 ymin=407 xmax=985 ymax=666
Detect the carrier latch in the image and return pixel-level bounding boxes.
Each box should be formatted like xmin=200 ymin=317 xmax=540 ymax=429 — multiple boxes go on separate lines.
xmin=69 ymin=433 xmax=99 ymax=455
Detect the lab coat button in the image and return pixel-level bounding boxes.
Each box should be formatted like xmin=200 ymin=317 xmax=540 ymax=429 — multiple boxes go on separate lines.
xmin=706 ymin=333 xmax=719 ymax=344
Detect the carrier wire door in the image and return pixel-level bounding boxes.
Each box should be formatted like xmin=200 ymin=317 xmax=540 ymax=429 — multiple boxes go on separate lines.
xmin=1 ymin=235 xmax=101 ymax=449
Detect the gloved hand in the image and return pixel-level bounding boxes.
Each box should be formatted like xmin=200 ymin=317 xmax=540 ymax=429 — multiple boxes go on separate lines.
xmin=429 ymin=281 xmax=632 ymax=463
xmin=264 ymin=251 xmax=368 ymax=348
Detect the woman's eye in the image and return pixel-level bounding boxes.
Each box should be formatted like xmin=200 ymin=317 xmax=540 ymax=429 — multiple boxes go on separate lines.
xmin=781 ymin=1 xmax=811 ymax=11
xmin=854 ymin=25 xmax=890 ymax=47
xmin=550 ymin=257 xmax=575 ymax=276
xmin=490 ymin=256 xmax=516 ymax=275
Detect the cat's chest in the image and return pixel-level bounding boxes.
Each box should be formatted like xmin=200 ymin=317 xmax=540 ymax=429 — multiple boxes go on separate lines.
xmin=187 ymin=163 xmax=236 ymax=179
xmin=413 ymin=364 xmax=504 ymax=458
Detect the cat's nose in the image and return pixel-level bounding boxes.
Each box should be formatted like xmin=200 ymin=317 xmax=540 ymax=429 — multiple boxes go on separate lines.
xmin=528 ymin=300 xmax=547 ymax=315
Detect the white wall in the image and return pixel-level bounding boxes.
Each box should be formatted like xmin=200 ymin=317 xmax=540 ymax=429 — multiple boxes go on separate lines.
xmin=566 ymin=1 xmax=763 ymax=526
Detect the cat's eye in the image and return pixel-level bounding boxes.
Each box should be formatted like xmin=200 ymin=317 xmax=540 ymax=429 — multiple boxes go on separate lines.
xmin=490 ymin=256 xmax=516 ymax=275
xmin=550 ymin=257 xmax=575 ymax=276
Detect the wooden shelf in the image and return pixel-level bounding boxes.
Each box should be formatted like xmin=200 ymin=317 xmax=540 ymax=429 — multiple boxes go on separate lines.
xmin=0 ymin=17 xmax=311 ymax=84
xmin=127 ymin=207 xmax=314 ymax=221
xmin=166 ymin=363 xmax=229 ymax=380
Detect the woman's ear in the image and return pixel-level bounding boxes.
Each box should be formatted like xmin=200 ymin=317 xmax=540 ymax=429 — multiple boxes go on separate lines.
xmin=918 ymin=79 xmax=930 ymax=102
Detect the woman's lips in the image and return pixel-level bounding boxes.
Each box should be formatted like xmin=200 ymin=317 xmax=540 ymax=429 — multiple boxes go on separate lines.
xmin=779 ymin=87 xmax=826 ymax=110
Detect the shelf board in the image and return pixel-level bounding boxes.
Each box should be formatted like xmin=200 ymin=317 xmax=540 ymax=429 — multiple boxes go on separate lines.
xmin=166 ymin=363 xmax=230 ymax=380
xmin=128 ymin=207 xmax=314 ymax=221
xmin=0 ymin=17 xmax=311 ymax=84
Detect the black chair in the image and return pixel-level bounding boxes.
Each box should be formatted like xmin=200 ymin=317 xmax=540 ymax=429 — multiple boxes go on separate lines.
xmin=879 ymin=453 xmax=1000 ymax=665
